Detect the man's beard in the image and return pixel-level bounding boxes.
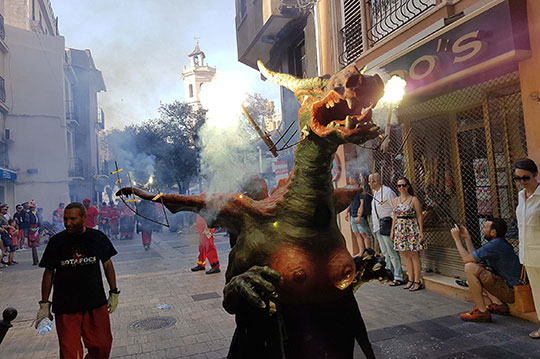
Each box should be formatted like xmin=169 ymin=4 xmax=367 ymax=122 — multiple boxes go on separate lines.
xmin=484 ymin=234 xmax=494 ymax=241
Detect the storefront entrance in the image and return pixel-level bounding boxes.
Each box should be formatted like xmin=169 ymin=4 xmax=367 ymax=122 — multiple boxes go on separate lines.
xmin=371 ymin=72 xmax=527 ymax=277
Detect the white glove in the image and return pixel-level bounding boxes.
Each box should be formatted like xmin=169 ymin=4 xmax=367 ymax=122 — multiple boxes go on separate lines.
xmin=108 ymin=290 xmax=120 ymax=314
xmin=203 ymin=228 xmax=212 ymax=239
xmin=35 ymin=301 xmax=52 ymax=328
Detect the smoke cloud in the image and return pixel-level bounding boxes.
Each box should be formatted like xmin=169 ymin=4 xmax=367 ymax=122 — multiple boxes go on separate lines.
xmin=198 ymin=71 xmax=266 ymax=195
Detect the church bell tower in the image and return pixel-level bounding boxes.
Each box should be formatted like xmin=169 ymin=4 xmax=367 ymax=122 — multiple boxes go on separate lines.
xmin=182 ymin=41 xmax=216 ymax=107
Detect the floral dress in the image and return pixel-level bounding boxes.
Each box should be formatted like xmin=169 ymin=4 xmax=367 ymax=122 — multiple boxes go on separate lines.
xmin=393 ymin=202 xmax=425 ymax=251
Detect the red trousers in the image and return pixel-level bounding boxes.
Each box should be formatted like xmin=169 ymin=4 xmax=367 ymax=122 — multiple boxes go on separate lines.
xmin=55 ymin=304 xmax=112 ymax=359
xmin=142 ymin=231 xmax=152 ymax=246
xmin=197 ymin=233 xmax=219 ymax=268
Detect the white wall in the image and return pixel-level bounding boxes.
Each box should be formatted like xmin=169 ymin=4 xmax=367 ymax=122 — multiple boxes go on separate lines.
xmin=4 ymin=25 xmax=70 ymax=220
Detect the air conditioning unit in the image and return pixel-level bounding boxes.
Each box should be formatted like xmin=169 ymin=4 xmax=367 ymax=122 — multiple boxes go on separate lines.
xmin=4 ymin=129 xmax=12 ymax=141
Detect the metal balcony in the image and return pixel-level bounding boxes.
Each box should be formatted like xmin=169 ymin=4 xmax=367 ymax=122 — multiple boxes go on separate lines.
xmin=367 ymin=0 xmax=436 ymax=44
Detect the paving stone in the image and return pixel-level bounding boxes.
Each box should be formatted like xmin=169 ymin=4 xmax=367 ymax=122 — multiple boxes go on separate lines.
xmin=468 ymin=345 xmax=525 ymax=358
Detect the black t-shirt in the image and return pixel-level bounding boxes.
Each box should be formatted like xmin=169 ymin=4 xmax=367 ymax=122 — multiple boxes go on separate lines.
xmin=360 ymin=194 xmax=372 ymax=217
xmin=350 ymin=195 xmax=361 ymax=217
xmin=39 ymin=228 xmax=118 ymax=315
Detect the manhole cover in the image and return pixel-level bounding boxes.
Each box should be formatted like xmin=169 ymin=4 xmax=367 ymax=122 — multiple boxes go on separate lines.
xmin=128 ymin=317 xmax=176 ymax=332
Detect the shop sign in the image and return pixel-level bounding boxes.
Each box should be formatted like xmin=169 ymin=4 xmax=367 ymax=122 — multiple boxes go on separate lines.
xmin=382 ymin=0 xmax=529 ymax=94
xmin=0 ymin=167 xmax=17 ymax=181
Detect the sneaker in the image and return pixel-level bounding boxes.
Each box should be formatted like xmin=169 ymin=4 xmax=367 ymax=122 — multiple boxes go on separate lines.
xmin=205 ymin=267 xmax=221 ymax=275
xmin=455 ymin=279 xmax=469 ymax=287
xmin=486 ymin=302 xmax=510 ymax=315
xmin=191 ymin=265 xmax=205 ymax=272
xmin=460 ymin=307 xmax=492 ymax=322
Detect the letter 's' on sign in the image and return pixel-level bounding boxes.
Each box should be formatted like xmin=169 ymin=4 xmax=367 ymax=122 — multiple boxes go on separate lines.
xmin=452 ymin=31 xmax=485 ymax=64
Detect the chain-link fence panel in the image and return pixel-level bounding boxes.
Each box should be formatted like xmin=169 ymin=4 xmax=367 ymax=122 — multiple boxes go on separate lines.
xmin=367 ymin=71 xmax=525 ymax=277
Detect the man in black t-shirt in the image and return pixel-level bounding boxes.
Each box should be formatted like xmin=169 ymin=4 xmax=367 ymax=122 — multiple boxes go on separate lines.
xmin=36 ymin=202 xmax=119 ymax=359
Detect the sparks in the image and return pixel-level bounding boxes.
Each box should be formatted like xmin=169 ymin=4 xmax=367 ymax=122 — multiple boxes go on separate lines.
xmin=238 ymin=194 xmax=244 ymax=199
xmin=379 ymin=76 xmax=407 ymax=104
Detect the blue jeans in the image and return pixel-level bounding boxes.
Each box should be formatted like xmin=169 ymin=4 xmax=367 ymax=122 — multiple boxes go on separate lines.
xmin=375 ymin=231 xmax=403 ymax=281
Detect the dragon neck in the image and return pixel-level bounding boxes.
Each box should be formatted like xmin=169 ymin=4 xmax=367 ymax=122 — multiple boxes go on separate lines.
xmin=277 ymin=135 xmax=339 ymax=234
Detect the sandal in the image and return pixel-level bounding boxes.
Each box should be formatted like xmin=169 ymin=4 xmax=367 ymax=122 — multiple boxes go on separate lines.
xmin=529 ymin=329 xmax=540 ymax=339
xmin=409 ymin=281 xmax=424 ymax=291
xmin=403 ymin=281 xmax=414 ymax=290
xmin=389 ymin=279 xmax=406 ymax=287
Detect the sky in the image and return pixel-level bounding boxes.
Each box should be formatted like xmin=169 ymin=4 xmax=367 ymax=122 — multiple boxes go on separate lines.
xmin=53 ymin=0 xmax=280 ymax=129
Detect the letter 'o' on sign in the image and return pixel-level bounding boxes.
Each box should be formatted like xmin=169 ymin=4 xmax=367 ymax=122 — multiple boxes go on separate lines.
xmin=409 ymin=55 xmax=438 ymax=81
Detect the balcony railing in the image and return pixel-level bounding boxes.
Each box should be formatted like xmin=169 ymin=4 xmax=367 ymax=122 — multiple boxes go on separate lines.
xmin=367 ymin=0 xmax=436 ymax=44
xmin=68 ymin=157 xmax=83 ymax=177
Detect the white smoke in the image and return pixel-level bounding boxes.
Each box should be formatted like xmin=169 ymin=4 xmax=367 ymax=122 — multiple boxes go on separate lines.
xmin=198 ymin=71 xmax=270 ymax=194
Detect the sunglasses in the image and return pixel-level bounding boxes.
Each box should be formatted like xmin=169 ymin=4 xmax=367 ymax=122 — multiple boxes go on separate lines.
xmin=513 ymin=176 xmax=531 ymax=182
xmin=397 ymin=184 xmax=408 ymax=188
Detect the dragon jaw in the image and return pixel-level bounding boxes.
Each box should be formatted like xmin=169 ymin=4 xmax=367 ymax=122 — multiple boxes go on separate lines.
xmin=257 ymin=61 xmax=384 ymax=146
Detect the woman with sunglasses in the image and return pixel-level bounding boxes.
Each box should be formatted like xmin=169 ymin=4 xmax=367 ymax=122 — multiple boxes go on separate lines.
xmin=390 ymin=177 xmax=425 ymax=291
xmin=514 ymin=158 xmax=540 ymax=339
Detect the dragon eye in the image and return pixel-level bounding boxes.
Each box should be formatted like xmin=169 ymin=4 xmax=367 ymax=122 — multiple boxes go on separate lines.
xmin=334 ymin=86 xmax=345 ymax=95
xmin=346 ymin=74 xmax=361 ymax=88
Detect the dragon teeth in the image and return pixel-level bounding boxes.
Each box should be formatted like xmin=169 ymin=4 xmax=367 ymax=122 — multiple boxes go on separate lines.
xmin=346 ymin=98 xmax=353 ymax=110
xmin=327 ymin=122 xmax=336 ymax=129
xmin=345 ymin=115 xmax=351 ymax=129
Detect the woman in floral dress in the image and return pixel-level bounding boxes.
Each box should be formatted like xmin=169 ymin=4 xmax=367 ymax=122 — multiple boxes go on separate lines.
xmin=390 ymin=177 xmax=425 ymax=291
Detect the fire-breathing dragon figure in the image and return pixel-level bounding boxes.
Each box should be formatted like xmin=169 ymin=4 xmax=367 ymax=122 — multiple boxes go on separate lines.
xmin=117 ymin=62 xmax=391 ymax=358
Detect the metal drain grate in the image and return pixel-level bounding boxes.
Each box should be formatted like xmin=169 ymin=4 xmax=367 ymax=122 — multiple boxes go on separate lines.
xmin=128 ymin=316 xmax=176 ymax=332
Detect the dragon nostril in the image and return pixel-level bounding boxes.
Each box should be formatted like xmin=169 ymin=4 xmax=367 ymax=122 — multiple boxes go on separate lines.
xmin=346 ymin=74 xmax=361 ymax=89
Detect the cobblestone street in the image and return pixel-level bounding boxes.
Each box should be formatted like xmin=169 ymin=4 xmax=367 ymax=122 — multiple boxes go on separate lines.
xmin=1 ymin=230 xmax=539 ymax=359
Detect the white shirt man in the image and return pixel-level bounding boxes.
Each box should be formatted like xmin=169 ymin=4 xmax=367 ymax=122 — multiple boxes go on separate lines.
xmin=371 ymin=185 xmax=396 ymax=233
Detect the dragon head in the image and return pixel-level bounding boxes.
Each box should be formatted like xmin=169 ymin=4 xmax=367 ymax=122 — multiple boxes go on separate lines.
xmin=258 ymin=61 xmax=384 ymax=146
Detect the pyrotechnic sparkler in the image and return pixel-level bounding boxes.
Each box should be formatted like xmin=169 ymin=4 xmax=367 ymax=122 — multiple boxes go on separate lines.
xmin=378 ymin=76 xmax=407 ymax=153
xmin=112 ymin=161 xmax=170 ymax=227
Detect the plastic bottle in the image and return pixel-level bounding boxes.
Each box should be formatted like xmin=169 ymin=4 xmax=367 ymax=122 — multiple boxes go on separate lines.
xmin=157 ymin=304 xmax=172 ymax=310
xmin=37 ymin=317 xmax=54 ymax=335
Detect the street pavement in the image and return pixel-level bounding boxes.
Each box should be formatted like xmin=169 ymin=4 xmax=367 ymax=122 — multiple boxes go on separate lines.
xmin=1 ymin=229 xmax=540 ymax=359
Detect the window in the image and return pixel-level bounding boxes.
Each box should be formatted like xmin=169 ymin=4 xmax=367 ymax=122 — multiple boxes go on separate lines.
xmin=189 ymin=84 xmax=193 ymax=98
xmin=289 ymin=38 xmax=306 ymax=78
xmin=239 ymin=0 xmax=247 ymax=19
xmin=339 ymin=0 xmax=363 ymax=66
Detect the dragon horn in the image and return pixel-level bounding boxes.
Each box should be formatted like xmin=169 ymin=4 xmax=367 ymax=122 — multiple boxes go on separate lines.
xmin=257 ymin=60 xmax=328 ymax=92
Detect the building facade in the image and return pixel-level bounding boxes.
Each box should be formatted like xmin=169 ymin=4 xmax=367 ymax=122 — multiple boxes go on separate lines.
xmin=235 ymin=0 xmax=540 ymax=277
xmin=3 ymin=0 xmax=106 ymax=220
xmin=66 ymin=48 xmax=107 ymax=204
xmin=0 ymin=0 xmax=17 ymax=206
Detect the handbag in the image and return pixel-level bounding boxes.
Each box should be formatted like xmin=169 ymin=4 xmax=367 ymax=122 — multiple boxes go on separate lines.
xmin=379 ymin=217 xmax=393 ymax=236
xmin=514 ymin=266 xmax=536 ymax=313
